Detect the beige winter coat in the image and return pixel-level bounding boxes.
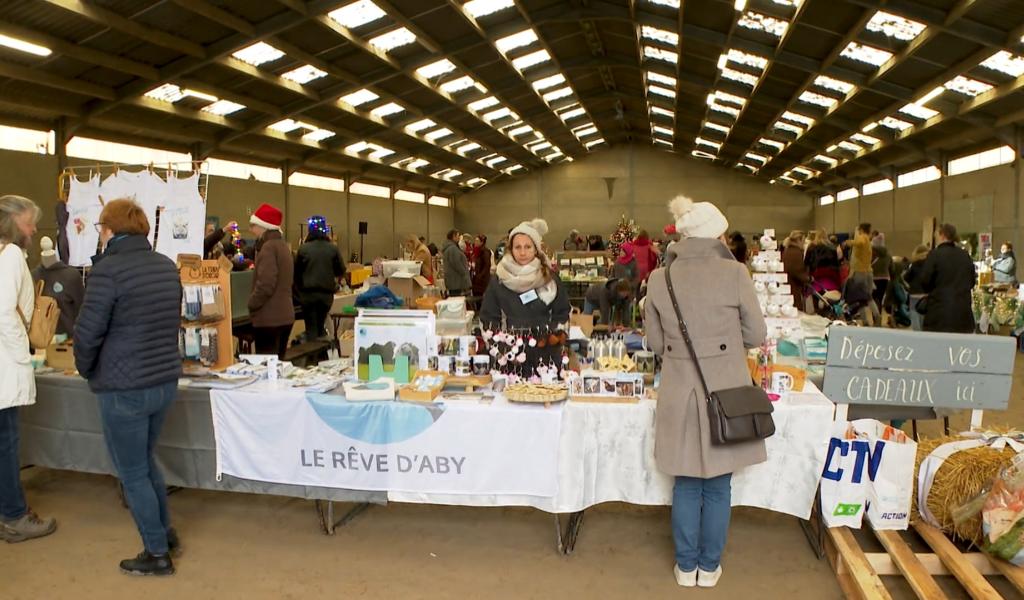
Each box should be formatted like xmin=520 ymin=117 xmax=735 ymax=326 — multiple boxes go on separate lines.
xmin=644 ymin=238 xmax=768 ymax=478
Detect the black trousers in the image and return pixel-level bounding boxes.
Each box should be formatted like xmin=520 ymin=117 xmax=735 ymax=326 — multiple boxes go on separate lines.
xmin=301 ymin=297 xmax=332 ymax=339
xmin=254 ymin=325 xmax=292 ymax=359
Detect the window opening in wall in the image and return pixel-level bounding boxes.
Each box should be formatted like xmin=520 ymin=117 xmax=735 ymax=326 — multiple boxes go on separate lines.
xmin=428 ymin=196 xmax=450 ymax=207
xmin=206 ymin=158 xmax=282 ymax=183
xmin=947 ymin=146 xmax=1015 ymax=176
xmin=862 ymin=178 xmax=893 ymax=195
xmin=836 ymin=187 xmax=859 ymax=202
xmin=395 ymin=189 xmax=425 ymax=203
xmin=818 ymin=195 xmax=835 ymax=206
xmin=288 ymin=172 xmax=345 ymax=192
xmin=67 ymin=137 xmax=190 ymax=164
xmin=350 ymin=181 xmax=391 ymax=198
xmin=897 ymin=165 xmax=940 ymax=188
xmin=0 ymin=125 xmax=54 ymax=154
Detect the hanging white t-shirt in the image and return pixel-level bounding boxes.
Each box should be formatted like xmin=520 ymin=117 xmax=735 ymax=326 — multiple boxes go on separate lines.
xmin=156 ymin=173 xmax=206 ymax=261
xmin=65 ymin=175 xmax=103 ymax=267
xmin=99 ymin=170 xmax=165 ymax=246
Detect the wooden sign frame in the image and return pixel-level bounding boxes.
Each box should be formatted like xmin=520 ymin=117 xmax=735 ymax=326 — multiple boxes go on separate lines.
xmin=178 ymin=255 xmax=234 ymax=371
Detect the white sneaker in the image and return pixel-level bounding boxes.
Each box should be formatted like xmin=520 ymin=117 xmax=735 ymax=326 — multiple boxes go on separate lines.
xmin=697 ymin=566 xmax=723 ymax=588
xmin=673 ymin=564 xmax=697 ymax=587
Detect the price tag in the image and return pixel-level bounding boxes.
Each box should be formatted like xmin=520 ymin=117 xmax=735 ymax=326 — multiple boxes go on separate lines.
xmin=201 ymin=285 xmax=216 ymax=304
xmin=519 ymin=289 xmax=539 ymax=304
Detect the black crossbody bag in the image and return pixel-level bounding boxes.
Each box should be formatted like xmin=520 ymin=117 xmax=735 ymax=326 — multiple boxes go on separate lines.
xmin=663 ymin=267 xmax=775 ymax=446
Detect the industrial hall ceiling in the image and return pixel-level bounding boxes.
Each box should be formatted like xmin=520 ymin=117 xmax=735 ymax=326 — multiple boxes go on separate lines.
xmin=1 ymin=0 xmax=1024 ymax=197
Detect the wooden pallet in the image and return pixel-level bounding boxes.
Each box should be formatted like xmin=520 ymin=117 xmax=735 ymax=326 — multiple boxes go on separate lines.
xmin=445 ymin=374 xmax=492 ymax=392
xmin=824 ymin=522 xmax=1024 ymax=599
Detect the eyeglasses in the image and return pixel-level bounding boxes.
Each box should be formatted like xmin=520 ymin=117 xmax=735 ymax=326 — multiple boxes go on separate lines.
xmin=93 ymin=222 xmax=105 ymax=233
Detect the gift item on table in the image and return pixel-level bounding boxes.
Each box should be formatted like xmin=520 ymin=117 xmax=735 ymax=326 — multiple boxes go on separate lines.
xmin=199 ymin=284 xmax=225 ymax=321
xmin=454 ymin=356 xmax=472 ymax=377
xmin=355 ymin=309 xmax=434 ymax=381
xmin=980 ymin=458 xmax=1024 ymax=566
xmin=182 ymin=285 xmax=202 ymax=321
xmin=481 ymin=326 xmax=570 ymax=384
xmin=472 ymin=355 xmax=490 ymax=376
xmin=634 ymin=351 xmax=656 ymax=374
xmin=821 ymin=422 xmax=867 ymax=528
xmin=436 ymin=297 xmax=467 ymax=320
xmin=343 ymin=378 xmax=396 ymax=401
xmin=571 ymin=370 xmax=644 ymax=398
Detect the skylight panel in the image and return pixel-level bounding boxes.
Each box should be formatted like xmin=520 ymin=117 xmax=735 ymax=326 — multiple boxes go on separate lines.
xmin=654 ymin=138 xmax=673 ymax=147
xmin=145 ymin=84 xmax=186 ymax=103
xmin=416 ymin=59 xmax=456 ymax=80
xmin=774 ymin=120 xmax=803 ymax=135
xmin=559 ymin=107 xmax=586 ymax=120
xmin=644 ymin=46 xmax=678 ymax=63
xmin=781 ymin=111 xmax=814 ymax=126
xmin=647 ymin=71 xmax=677 ymax=87
xmin=814 ymin=154 xmax=838 ymax=167
xmin=370 ymin=102 xmax=404 ymax=118
xmin=791 ymin=166 xmax=818 ymax=178
xmin=440 ymin=75 xmax=485 ymax=94
xmin=341 ymin=89 xmax=379 ymax=106
xmin=532 ymin=73 xmax=566 ymax=91
xmin=585 ymin=138 xmax=605 ymax=149
xmin=878 ymin=116 xmax=912 ymax=130
xmin=424 ymin=128 xmax=454 ymax=141
xmin=759 ymin=138 xmax=785 ymax=151
xmin=850 ymin=132 xmax=880 ymax=146
xmin=465 ymin=177 xmax=487 ymax=187
xmin=485 ymin=155 xmax=507 ymax=168
xmin=201 ymin=100 xmax=246 ymax=116
xmin=270 ymin=119 xmax=313 ymax=133
xmin=736 ymin=163 xmax=757 ymax=172
xmin=369 ymin=28 xmax=417 ymax=53
xmin=865 ymin=11 xmax=926 ymax=42
xmin=652 ymin=125 xmax=674 ymax=137
xmin=799 ymin=91 xmax=837 ymax=108
xmin=837 ymin=141 xmax=862 ymax=153
xmin=704 ymin=121 xmax=730 ymax=134
xmin=496 ymin=30 xmax=538 ymax=53
xmin=944 ymin=75 xmax=993 ymax=97
xmin=0 ymin=33 xmax=52 ymax=56
xmin=468 ymin=96 xmax=500 ymax=112
xmin=508 ymin=125 xmax=534 ymax=137
xmin=574 ymin=125 xmax=599 ymax=137
xmin=708 ymin=101 xmax=740 ymax=117
xmin=404 ymin=158 xmax=430 ymax=171
xmin=512 ymin=49 xmax=550 ymax=71
xmin=301 ymin=128 xmax=335 ymax=142
xmin=724 ymin=49 xmax=768 ymax=70
xmin=282 ymin=65 xmax=328 ymax=84
xmin=542 ymin=87 xmax=573 ymax=102
xmin=648 ymin=0 xmax=681 ymax=7
xmin=709 ymin=91 xmax=746 ymax=106
xmin=232 ymin=42 xmax=284 ymax=66
xmin=649 ymin=84 xmax=676 ymax=98
xmin=841 ymin=42 xmax=893 ymax=67
xmin=329 ymin=1 xmax=386 ymax=28
xmin=456 ymin=142 xmax=481 ymax=155
xmin=692 ymin=150 xmax=716 ymax=160
xmin=813 ymin=75 xmax=855 ymax=94
xmin=899 ymin=103 xmax=937 ymax=120
xmin=441 ymin=169 xmax=462 ymax=181
xmin=980 ymin=51 xmax=1024 ymax=78
xmin=483 ymin=107 xmax=513 ymax=122
xmin=651 ymin=106 xmax=675 ymax=118
xmin=745 ymin=152 xmax=768 ymax=164
xmin=696 ymin=137 xmax=722 ymax=150
xmin=406 ymin=118 xmax=436 ymax=133
xmin=463 ymin=0 xmax=515 ymax=18
xmin=641 ymin=26 xmax=679 ymax=46
xmin=738 ymin=11 xmax=788 ymax=37
xmin=721 ymin=68 xmax=758 ymax=86
xmin=529 ymin=141 xmax=552 ymax=151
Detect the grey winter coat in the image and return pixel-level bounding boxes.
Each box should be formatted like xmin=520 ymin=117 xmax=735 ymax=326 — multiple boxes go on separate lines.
xmin=644 ymin=238 xmax=768 ymax=478
xmin=442 ymin=240 xmax=472 ymax=292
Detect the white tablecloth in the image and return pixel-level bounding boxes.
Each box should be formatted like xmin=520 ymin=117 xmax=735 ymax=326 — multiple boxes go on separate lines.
xmin=389 ymin=383 xmax=835 ymax=518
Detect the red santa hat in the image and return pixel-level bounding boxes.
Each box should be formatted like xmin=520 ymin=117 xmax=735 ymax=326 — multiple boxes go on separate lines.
xmin=250 ymin=203 xmax=283 ymax=231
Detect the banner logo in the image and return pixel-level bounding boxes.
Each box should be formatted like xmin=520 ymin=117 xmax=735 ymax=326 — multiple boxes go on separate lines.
xmin=306 ymin=394 xmax=446 ymax=444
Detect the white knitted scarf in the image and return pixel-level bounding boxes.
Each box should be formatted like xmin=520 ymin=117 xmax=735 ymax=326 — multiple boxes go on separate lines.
xmin=496 ymin=255 xmax=558 ymax=304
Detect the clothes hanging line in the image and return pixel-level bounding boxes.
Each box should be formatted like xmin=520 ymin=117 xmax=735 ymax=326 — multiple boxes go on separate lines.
xmin=58 ymin=160 xmax=209 ymax=202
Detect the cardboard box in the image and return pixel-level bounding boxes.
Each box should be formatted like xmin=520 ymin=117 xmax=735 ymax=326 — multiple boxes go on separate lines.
xmin=340 ymin=335 xmax=354 ymax=358
xmin=387 ymin=274 xmax=432 ymax=306
xmin=570 ymin=311 xmax=595 ymax=338
xmin=349 ymin=266 xmax=372 ymax=287
xmin=46 ymin=342 xmax=76 ymax=371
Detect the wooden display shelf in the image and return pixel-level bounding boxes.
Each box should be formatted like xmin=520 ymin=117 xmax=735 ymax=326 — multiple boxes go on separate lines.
xmin=178 ymin=255 xmax=234 ymax=371
xmin=824 ymin=521 xmax=1024 ymax=599
xmin=445 ymin=374 xmax=492 ymax=392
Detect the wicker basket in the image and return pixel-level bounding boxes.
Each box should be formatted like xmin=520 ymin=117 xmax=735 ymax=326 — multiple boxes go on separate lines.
xmin=505 ymin=383 xmax=568 ymax=405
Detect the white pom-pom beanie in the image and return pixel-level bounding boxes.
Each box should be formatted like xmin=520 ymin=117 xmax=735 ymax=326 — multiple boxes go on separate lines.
xmin=509 ymin=218 xmax=549 ymax=250
xmin=668 ymin=195 xmax=729 ymax=239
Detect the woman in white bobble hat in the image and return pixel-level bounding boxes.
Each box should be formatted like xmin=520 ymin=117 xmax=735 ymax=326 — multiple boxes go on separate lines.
xmin=480 ymin=219 xmax=570 ymax=372
xmin=644 ymin=196 xmax=767 ymax=589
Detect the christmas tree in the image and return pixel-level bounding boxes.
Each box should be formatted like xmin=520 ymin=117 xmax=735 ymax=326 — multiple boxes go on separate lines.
xmin=608 ymin=214 xmax=638 ymax=260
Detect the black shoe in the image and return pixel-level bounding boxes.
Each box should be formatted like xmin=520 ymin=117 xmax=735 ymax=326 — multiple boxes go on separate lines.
xmin=167 ymin=528 xmax=181 ymax=557
xmin=119 ymin=551 xmax=175 ymax=576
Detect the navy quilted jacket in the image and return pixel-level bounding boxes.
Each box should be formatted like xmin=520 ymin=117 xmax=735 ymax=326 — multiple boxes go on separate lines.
xmin=74 ymin=234 xmax=183 ymax=392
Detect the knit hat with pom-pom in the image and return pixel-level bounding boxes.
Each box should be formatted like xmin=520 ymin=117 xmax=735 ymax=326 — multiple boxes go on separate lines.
xmin=509 ymin=218 xmax=549 ymax=251
xmin=668 ymin=195 xmax=728 ymax=240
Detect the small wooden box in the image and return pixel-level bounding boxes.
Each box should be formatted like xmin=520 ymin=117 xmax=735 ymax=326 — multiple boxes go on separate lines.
xmin=398 ymin=371 xmax=448 ymax=402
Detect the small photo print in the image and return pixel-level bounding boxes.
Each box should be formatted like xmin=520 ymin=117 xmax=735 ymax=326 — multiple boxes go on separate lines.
xmin=583 ymin=376 xmax=601 ymax=395
xmin=601 ymin=377 xmax=617 ymax=394
xmin=570 ymin=377 xmax=584 ymax=395
xmin=616 ymin=380 xmax=636 ymax=397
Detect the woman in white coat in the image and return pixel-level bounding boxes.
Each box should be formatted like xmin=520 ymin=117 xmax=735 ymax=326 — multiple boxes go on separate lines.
xmin=0 ymin=195 xmax=56 ymax=543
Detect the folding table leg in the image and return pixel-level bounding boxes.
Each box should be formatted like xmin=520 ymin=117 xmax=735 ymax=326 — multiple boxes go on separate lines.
xmin=315 ymin=500 xmax=371 ymax=536
xmin=554 ymin=510 xmax=586 ymax=555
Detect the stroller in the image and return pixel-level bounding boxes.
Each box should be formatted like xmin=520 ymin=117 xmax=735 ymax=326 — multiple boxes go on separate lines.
xmin=810 ymin=287 xmax=849 ymax=321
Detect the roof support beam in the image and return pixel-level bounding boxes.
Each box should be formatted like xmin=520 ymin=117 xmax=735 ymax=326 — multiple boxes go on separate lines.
xmin=40 ymin=0 xmax=206 ymax=57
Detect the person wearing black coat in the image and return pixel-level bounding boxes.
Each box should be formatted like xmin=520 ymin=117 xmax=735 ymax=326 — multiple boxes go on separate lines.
xmin=919 ymin=224 xmax=976 ymax=334
xmin=295 ymin=221 xmax=345 ymax=340
xmin=73 ymin=199 xmax=182 ymax=576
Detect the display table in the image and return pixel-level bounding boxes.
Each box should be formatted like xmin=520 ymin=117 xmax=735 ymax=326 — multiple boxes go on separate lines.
xmin=20 ymin=374 xmax=385 ymax=531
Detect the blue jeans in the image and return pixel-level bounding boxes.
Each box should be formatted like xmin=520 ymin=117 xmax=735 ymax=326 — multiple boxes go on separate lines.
xmin=0 ymin=407 xmax=28 ymax=520
xmin=672 ymin=473 xmax=732 ymax=572
xmin=98 ymin=382 xmax=177 ymax=555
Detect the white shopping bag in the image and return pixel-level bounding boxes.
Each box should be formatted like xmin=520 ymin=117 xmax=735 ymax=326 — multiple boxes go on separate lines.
xmin=820 ymin=421 xmax=868 ymax=528
xmin=852 ymin=420 xmax=917 ymax=531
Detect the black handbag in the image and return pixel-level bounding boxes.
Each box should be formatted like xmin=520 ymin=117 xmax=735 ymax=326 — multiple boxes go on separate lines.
xmin=663 ymin=267 xmax=775 ymax=446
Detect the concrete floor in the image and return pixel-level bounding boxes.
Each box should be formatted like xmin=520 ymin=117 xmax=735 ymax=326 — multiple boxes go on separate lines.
xmin=4 ymin=357 xmax=1024 ymax=599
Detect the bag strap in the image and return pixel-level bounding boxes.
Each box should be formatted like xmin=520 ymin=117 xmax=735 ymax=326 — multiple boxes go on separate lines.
xmin=663 ymin=264 xmax=713 ymax=401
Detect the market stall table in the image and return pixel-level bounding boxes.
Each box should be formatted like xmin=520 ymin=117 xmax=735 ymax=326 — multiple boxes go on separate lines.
xmin=19 ymin=374 xmax=385 ymax=534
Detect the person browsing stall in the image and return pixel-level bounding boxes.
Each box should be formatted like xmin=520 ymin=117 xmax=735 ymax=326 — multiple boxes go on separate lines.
xmin=920 ymin=223 xmax=976 ymax=333
xmin=584 ymin=278 xmax=633 ymax=327
xmin=404 ymin=234 xmax=434 ymax=282
xmin=644 ymin=195 xmax=768 ymax=590
xmin=442 ymin=229 xmax=472 ymax=297
xmin=295 ymin=215 xmax=345 ymax=341
xmin=0 ymin=195 xmax=57 ymax=544
xmin=248 ymin=203 xmax=295 ymax=358
xmin=73 ymin=199 xmax=183 ymax=576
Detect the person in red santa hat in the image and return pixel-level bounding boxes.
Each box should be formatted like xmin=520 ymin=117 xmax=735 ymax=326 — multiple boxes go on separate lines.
xmin=248 ymin=203 xmax=295 ymax=359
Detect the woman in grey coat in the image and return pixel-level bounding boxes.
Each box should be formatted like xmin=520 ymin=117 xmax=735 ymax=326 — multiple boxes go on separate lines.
xmin=644 ymin=196 xmax=768 ymax=589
